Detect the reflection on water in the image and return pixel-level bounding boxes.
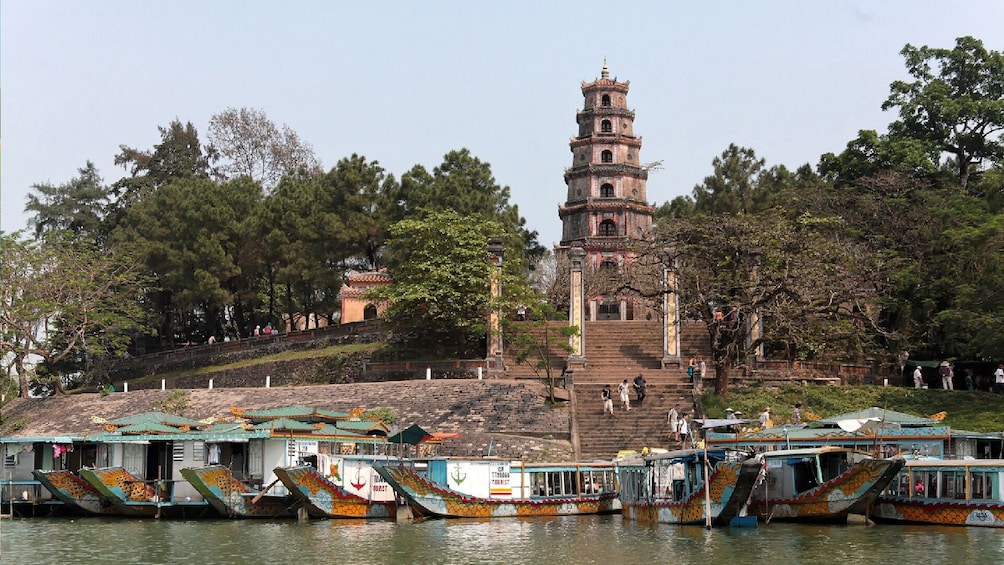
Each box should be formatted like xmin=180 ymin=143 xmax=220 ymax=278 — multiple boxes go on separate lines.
xmin=2 ymin=515 xmax=1004 ymax=565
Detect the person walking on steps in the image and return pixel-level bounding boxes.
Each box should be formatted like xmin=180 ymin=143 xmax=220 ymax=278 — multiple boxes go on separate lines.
xmin=601 ymin=385 xmax=614 ymax=416
xmin=618 ymin=379 xmax=631 ymax=411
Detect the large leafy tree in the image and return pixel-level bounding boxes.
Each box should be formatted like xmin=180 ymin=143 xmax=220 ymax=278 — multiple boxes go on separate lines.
xmin=883 ymin=36 xmax=1004 ymax=192
xmin=369 ymin=210 xmax=508 ymax=358
xmin=265 ymin=171 xmax=349 ymax=330
xmin=691 ymin=144 xmax=766 ymax=215
xmin=110 ymin=120 xmax=217 ymax=222
xmin=398 ymin=149 xmax=544 ymax=268
xmin=0 ymin=233 xmax=150 ymax=396
xmin=323 ymin=154 xmax=400 ymax=270
xmin=114 ymin=176 xmax=265 ymax=344
xmin=207 ymin=107 xmax=322 ymax=191
xmin=817 ymin=129 xmax=940 ymax=186
xmin=650 ymin=210 xmax=883 ymax=401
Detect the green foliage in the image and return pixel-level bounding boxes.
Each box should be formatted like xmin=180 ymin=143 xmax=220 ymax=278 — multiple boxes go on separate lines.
xmin=396 ymin=149 xmax=542 ymax=269
xmin=26 ymin=161 xmax=110 ymax=240
xmin=505 ymin=299 xmax=578 ymax=402
xmin=362 ymin=407 xmax=398 ymax=425
xmin=691 ymin=144 xmax=766 ymax=215
xmin=154 ymin=390 xmax=189 ymax=416
xmin=703 ymin=385 xmax=1004 ymax=433
xmin=369 ymin=209 xmax=505 ymax=358
xmin=1 ymin=232 xmax=152 ymax=396
xmin=654 ymin=209 xmax=884 ymax=400
xmin=883 ymin=36 xmax=1004 ymax=191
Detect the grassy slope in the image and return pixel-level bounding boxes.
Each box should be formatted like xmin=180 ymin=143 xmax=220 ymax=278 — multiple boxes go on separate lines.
xmin=703 ymin=385 xmax=1004 ymax=432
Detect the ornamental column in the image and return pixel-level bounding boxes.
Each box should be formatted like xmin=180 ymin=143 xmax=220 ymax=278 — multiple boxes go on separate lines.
xmin=567 ymin=242 xmax=587 ymax=368
xmin=487 ymin=238 xmax=505 ymax=370
xmin=661 ymin=258 xmax=681 ymax=368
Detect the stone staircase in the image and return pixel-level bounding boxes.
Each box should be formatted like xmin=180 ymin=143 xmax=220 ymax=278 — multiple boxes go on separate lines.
xmin=502 ymin=319 xmax=714 ymax=460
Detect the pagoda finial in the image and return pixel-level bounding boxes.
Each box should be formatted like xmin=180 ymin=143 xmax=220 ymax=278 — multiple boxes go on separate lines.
xmin=601 ymin=58 xmax=609 ymax=79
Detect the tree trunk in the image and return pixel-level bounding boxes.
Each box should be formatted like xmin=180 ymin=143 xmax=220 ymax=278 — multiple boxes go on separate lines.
xmin=16 ymin=354 xmax=29 ymax=398
xmin=714 ymin=364 xmax=731 ymax=402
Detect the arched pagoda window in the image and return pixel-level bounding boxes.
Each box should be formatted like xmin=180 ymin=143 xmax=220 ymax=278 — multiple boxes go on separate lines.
xmin=601 ymin=94 xmax=611 ymax=107
xmin=601 ymin=119 xmax=612 ymax=133
xmin=601 ymin=150 xmax=613 ymax=163
xmin=600 ymin=183 xmax=614 ymax=197
xmin=599 ymin=219 xmax=617 ymax=236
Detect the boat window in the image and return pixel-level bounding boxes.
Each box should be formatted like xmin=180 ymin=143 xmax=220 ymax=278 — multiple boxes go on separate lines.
xmin=791 ymin=459 xmax=820 ymax=493
xmin=913 ymin=471 xmax=933 ymax=498
xmin=942 ymin=471 xmax=965 ymax=499
xmin=971 ymin=471 xmax=995 ymax=500
xmin=818 ymin=452 xmax=847 ymax=482
xmin=248 ymin=440 xmax=264 ymax=479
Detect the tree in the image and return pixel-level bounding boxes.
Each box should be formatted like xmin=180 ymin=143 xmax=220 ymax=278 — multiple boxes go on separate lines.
xmin=505 ymin=297 xmax=578 ymax=403
xmin=398 ymin=149 xmax=544 ymax=268
xmin=207 ymin=107 xmax=322 ymax=191
xmin=113 ymin=176 xmax=265 ymax=344
xmin=368 ymin=210 xmax=507 ymax=358
xmin=265 ymin=171 xmax=349 ymax=330
xmin=651 ymin=211 xmax=884 ymax=401
xmin=25 ymin=161 xmax=110 ymax=240
xmin=883 ymin=36 xmax=1004 ymax=192
xmin=818 ymin=130 xmax=940 ymax=186
xmin=0 ymin=233 xmax=150 ymax=396
xmin=110 ymin=120 xmax=217 ymax=218
xmin=323 ymin=154 xmax=400 ymax=270
xmin=691 ymin=144 xmax=766 ymax=215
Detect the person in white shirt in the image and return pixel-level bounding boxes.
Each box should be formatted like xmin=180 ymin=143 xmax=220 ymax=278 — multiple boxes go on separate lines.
xmin=995 ymin=364 xmax=1004 ymax=394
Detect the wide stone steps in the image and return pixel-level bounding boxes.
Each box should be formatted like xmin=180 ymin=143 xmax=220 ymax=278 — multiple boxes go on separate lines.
xmin=501 ymin=319 xmax=712 ymax=460
xmin=575 ymin=383 xmax=697 ymax=460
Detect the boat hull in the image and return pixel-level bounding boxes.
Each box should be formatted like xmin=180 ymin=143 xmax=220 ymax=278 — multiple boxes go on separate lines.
xmin=274 ymin=466 xmax=394 ymax=519
xmin=749 ymin=458 xmax=904 ymax=523
xmin=374 ymin=463 xmax=620 ymax=518
xmin=181 ymin=466 xmax=295 ymax=518
xmin=32 ymin=469 xmax=119 ymax=516
xmin=79 ymin=467 xmax=215 ymax=518
xmin=621 ymin=459 xmax=762 ymax=526
xmin=873 ymin=497 xmax=1004 ymax=527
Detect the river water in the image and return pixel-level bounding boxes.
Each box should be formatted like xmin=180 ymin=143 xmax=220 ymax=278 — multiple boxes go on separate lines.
xmin=2 ymin=515 xmax=1002 ymax=564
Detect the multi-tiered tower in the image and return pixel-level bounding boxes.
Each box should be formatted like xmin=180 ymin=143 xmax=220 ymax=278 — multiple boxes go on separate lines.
xmin=558 ymin=62 xmax=654 ymax=320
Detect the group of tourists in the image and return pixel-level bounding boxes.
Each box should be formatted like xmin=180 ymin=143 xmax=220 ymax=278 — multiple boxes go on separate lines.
xmin=666 ymin=403 xmax=690 ymax=446
xmin=601 ymin=373 xmax=648 ymax=416
xmin=912 ymin=361 xmax=1000 ymax=392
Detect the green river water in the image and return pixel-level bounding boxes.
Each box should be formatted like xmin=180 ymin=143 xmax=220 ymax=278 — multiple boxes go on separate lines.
xmin=1 ymin=514 xmax=1001 ymax=565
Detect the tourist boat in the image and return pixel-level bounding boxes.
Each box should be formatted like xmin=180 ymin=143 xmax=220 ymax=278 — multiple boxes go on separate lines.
xmin=616 ymin=448 xmax=763 ymax=527
xmin=748 ymin=446 xmax=904 ymax=523
xmin=273 ymin=457 xmax=397 ymax=519
xmin=78 ymin=466 xmax=215 ymax=518
xmin=872 ymin=458 xmax=1004 ymax=527
xmin=32 ymin=469 xmax=120 ymax=516
xmin=181 ymin=465 xmax=297 ymax=518
xmin=373 ymin=459 xmax=620 ymax=518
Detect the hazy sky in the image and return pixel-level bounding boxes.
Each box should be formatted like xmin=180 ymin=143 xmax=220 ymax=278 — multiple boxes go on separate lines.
xmin=3 ymin=1 xmax=1003 ymax=247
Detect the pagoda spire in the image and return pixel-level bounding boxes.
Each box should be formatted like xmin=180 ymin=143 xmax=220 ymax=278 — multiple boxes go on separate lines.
xmin=601 ymin=58 xmax=609 ymax=79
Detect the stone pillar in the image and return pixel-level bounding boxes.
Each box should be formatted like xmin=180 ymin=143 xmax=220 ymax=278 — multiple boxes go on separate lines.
xmin=567 ymin=242 xmax=587 ymax=368
xmin=661 ymin=259 xmax=681 ymax=368
xmin=748 ymin=310 xmax=763 ymax=361
xmin=487 ymin=238 xmax=505 ymax=370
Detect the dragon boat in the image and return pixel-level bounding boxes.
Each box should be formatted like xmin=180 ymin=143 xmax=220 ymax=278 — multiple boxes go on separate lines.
xmin=273 ymin=457 xmax=397 ymax=519
xmin=748 ymin=446 xmax=904 ymax=523
xmin=872 ymin=458 xmax=1004 ymax=527
xmin=617 ymin=448 xmax=762 ymax=527
xmin=181 ymin=465 xmax=297 ymax=518
xmin=374 ymin=459 xmax=620 ymax=519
